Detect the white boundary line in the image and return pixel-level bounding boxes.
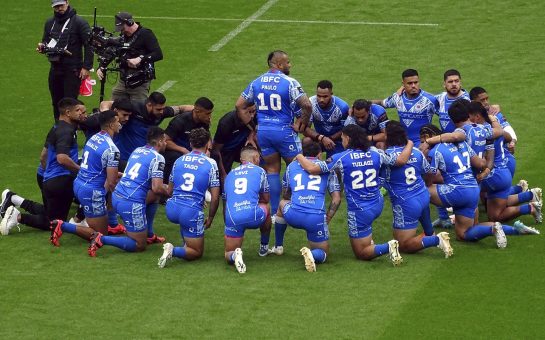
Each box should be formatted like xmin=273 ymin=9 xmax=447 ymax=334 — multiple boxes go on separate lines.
xmin=155 ymin=80 xmax=177 ymax=93
xmin=85 ymin=14 xmax=438 ymax=27
xmin=208 ymin=0 xmax=278 ymax=51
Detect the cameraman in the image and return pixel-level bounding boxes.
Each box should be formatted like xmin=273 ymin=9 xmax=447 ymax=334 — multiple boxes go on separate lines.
xmin=37 ymin=0 xmax=93 ymax=121
xmin=97 ymin=12 xmax=163 ymax=101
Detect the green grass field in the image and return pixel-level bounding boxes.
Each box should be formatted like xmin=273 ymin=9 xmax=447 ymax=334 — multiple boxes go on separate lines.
xmin=1 ymin=0 xmax=545 ymax=338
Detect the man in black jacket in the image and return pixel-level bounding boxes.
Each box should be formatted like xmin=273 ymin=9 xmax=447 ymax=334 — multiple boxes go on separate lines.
xmin=97 ymin=12 xmax=163 ymax=101
xmin=38 ymin=0 xmax=93 ymax=121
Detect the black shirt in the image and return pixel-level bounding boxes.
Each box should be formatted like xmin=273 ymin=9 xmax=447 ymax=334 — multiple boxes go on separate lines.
xmin=43 ymin=121 xmax=79 ymax=181
xmin=119 ymin=25 xmax=163 ymax=71
xmin=214 ymin=110 xmax=256 ymax=152
xmin=165 ymin=111 xmax=209 ymax=150
xmin=42 ymin=7 xmax=93 ymax=70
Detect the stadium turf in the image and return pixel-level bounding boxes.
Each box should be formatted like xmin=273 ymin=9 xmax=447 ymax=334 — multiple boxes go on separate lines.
xmin=1 ymin=1 xmax=544 ymax=338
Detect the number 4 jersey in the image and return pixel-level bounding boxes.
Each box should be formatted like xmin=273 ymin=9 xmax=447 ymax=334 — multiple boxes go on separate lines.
xmin=114 ymin=145 xmax=166 ymax=203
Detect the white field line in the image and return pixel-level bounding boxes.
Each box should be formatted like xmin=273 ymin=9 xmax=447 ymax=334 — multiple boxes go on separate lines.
xmin=155 ymin=80 xmax=177 ymax=93
xmin=85 ymin=14 xmax=438 ymax=27
xmin=208 ymin=0 xmax=278 ymax=51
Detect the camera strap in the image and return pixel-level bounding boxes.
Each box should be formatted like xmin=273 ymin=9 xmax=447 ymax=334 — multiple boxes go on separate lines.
xmin=49 ymin=18 xmax=72 ymax=49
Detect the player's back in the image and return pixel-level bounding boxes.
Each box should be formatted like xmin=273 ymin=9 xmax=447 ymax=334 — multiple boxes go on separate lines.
xmin=382 ymin=146 xmax=429 ymax=201
xmin=114 ymin=145 xmax=164 ymax=202
xmin=429 ymin=142 xmax=477 ymax=187
xmin=458 ymin=123 xmax=492 ymax=159
xmin=285 ymin=158 xmax=339 ymax=214
xmin=77 ymin=131 xmax=119 ymax=187
xmin=436 ymin=91 xmax=469 ymax=132
xmin=224 ymin=163 xmax=268 ymax=215
xmin=169 ymin=151 xmax=219 ymax=208
xmin=243 ymin=70 xmax=303 ymax=129
xmin=328 ymin=148 xmax=383 ymax=210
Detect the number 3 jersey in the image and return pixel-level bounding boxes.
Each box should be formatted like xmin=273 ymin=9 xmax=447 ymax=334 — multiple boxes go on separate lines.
xmin=224 ymin=162 xmax=269 ymax=224
xmin=114 ymin=145 xmax=165 ymax=203
xmin=283 ymin=158 xmax=340 ymax=215
xmin=75 ymin=131 xmax=120 ymax=188
xmin=381 ymin=146 xmax=431 ymax=201
xmin=168 ymin=151 xmax=219 ymax=208
xmin=316 ymin=147 xmax=397 ymax=211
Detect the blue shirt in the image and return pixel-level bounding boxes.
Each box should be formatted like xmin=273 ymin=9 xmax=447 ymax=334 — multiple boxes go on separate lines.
xmin=224 ymin=162 xmax=269 ymax=216
xmin=456 ymin=123 xmax=494 ymax=158
xmin=309 ymin=95 xmax=349 ymax=137
xmin=168 ymin=151 xmax=219 ymax=209
xmin=344 ymin=104 xmax=389 ymax=134
xmin=435 ymin=91 xmax=470 ymax=132
xmin=114 ymin=145 xmax=165 ymax=203
xmin=428 ymin=142 xmax=478 ymax=187
xmin=382 ymin=146 xmax=430 ymax=201
xmin=316 ymin=147 xmax=396 ymax=211
xmin=283 ymin=157 xmax=340 ymax=214
xmin=241 ymin=69 xmax=305 ymax=130
xmin=383 ymin=90 xmax=438 ymax=146
xmin=76 ymin=131 xmax=120 ymax=187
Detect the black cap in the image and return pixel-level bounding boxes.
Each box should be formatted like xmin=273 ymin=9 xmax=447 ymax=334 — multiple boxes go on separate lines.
xmin=115 ymin=12 xmax=133 ymax=31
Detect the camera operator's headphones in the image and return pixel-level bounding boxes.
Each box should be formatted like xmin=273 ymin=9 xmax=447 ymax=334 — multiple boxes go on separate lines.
xmin=115 ymin=14 xmax=134 ymax=27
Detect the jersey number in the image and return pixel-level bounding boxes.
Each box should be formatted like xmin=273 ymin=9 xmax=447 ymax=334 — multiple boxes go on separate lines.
xmin=257 ymin=93 xmax=282 ymax=111
xmin=80 ymin=150 xmax=90 ymax=170
xmin=234 ymin=178 xmax=248 ymax=194
xmin=350 ymin=169 xmax=377 ymax=189
xmin=293 ymin=174 xmax=321 ymax=191
xmin=126 ymin=163 xmax=142 ymax=180
xmin=180 ymin=173 xmax=195 ymax=191
xmin=405 ymin=167 xmax=417 ymax=185
xmin=453 ymin=151 xmax=470 ymax=173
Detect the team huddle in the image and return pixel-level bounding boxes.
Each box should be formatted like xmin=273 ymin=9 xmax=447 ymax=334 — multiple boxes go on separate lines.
xmin=0 ymin=50 xmax=542 ymax=274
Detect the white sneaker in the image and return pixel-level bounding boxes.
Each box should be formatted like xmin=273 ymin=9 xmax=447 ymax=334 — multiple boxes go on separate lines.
xmin=494 ymin=222 xmax=507 ymax=248
xmin=233 ymin=248 xmax=246 ymax=273
xmin=68 ymin=217 xmax=89 ymax=228
xmin=518 ymin=179 xmax=529 ymax=192
xmin=388 ymin=240 xmax=403 ymax=266
xmin=437 ymin=232 xmax=454 ymax=258
xmin=158 ymin=243 xmax=174 ymax=268
xmin=513 ymin=220 xmax=540 ymax=235
xmin=300 ymin=247 xmax=316 ymax=272
xmin=0 ymin=206 xmax=20 ymax=236
xmin=267 ymin=245 xmax=284 ymax=255
xmin=531 ymin=201 xmax=543 ymax=224
xmin=271 ymin=215 xmax=276 ymax=225
xmin=530 ymin=188 xmax=542 ymax=205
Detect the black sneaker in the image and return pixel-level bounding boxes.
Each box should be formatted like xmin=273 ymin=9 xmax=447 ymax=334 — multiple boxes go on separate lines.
xmin=0 ymin=189 xmax=15 ymax=218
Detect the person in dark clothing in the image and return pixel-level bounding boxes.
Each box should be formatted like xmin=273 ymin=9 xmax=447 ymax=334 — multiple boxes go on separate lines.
xmin=97 ymin=12 xmax=163 ymax=101
xmin=37 ymin=0 xmax=93 ymax=121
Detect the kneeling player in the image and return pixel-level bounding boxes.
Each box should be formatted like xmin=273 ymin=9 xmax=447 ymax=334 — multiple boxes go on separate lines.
xmin=223 ymin=146 xmax=272 ymax=273
xmin=272 ymin=140 xmax=341 ymax=271
xmin=382 ymin=121 xmax=453 ymax=257
xmin=158 ymin=128 xmax=220 ymax=268
xmin=88 ymin=127 xmax=170 ymax=256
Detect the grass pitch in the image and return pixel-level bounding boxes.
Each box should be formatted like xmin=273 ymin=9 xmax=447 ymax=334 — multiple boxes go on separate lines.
xmin=1 ymin=1 xmax=545 ymax=338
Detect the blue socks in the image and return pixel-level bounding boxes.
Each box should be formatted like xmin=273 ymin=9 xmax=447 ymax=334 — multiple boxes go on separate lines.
xmin=101 ymin=236 xmax=137 ymax=252
xmin=311 ymin=248 xmax=327 ymax=263
xmin=520 ymin=204 xmax=531 ymax=215
xmin=437 ymin=206 xmax=449 ymax=220
xmin=464 ymin=225 xmax=494 ymax=241
xmin=61 ymin=221 xmax=77 ymax=234
xmin=501 ymin=225 xmax=518 ymax=235
xmin=510 ymin=185 xmax=523 ymax=195
xmin=374 ymin=243 xmax=389 ymax=256
xmin=146 ymin=203 xmax=159 ymax=237
xmin=518 ymin=191 xmax=533 ymax=204
xmin=422 ymin=235 xmax=439 ymax=248
xmin=267 ymin=173 xmax=281 ymax=216
xmin=173 ymin=246 xmax=187 ymax=259
xmin=228 ymin=252 xmax=236 ymax=264
xmin=108 ymin=210 xmax=118 ymax=227
xmin=420 ymin=208 xmax=434 ymax=236
xmin=274 ymin=216 xmax=287 ymax=247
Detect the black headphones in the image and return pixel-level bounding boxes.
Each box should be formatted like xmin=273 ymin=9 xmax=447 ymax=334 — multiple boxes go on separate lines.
xmin=115 ymin=14 xmax=134 ymax=27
